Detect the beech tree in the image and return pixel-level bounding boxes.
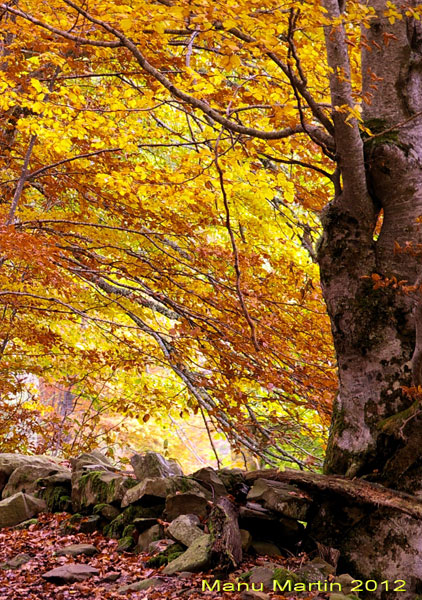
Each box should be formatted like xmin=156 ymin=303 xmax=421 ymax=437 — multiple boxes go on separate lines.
xmin=3 ymin=0 xmax=422 ymax=593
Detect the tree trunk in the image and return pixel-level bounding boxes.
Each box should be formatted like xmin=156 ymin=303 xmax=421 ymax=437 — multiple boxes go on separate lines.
xmin=208 ymin=497 xmax=242 ymax=570
xmin=315 ymin=1 xmax=422 ymax=596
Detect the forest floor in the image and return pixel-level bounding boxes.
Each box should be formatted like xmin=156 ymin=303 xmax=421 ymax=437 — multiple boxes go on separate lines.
xmin=0 ymin=513 xmax=322 ymax=600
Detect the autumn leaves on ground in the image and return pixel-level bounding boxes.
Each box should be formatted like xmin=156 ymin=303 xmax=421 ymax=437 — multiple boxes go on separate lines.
xmin=0 ymin=451 xmax=355 ymax=600
xmin=0 ymin=514 xmax=308 ymax=600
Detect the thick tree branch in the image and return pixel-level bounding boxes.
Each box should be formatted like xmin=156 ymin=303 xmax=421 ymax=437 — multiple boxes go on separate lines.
xmin=321 ymin=0 xmax=369 ymax=212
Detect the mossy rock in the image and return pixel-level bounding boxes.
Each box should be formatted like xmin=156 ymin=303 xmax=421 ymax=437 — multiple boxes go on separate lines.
xmin=273 ymin=567 xmax=301 ymax=585
xmin=103 ymin=504 xmax=161 ymax=539
xmin=117 ymin=535 xmax=135 ymax=552
xmin=93 ymin=503 xmax=120 ymax=520
xmin=13 ymin=518 xmax=38 ymax=530
xmin=39 ymin=485 xmax=71 ymax=513
xmin=145 ymin=543 xmax=185 ymax=567
xmin=122 ymin=524 xmax=136 ymax=538
xmin=73 ymin=470 xmax=137 ymax=512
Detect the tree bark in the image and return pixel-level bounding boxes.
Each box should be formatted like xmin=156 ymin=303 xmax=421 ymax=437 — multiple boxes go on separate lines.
xmin=314 ymin=2 xmax=422 ymax=596
xmin=208 ymin=497 xmax=242 ymax=570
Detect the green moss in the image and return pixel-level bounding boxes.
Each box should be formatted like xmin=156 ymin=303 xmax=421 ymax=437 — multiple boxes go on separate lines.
xmin=40 ymin=486 xmax=71 ymax=512
xmin=273 ymin=567 xmax=300 ymax=585
xmin=79 ymin=470 xmax=116 ymax=505
xmin=93 ymin=503 xmax=109 ymax=514
xmin=145 ymin=543 xmax=184 ymax=567
xmin=377 ymin=398 xmax=421 ymax=436
xmin=117 ymin=535 xmax=135 ymax=552
xmin=122 ymin=524 xmax=136 ymax=537
xmin=103 ymin=505 xmax=161 ymax=539
xmin=238 ymin=571 xmax=251 ymax=582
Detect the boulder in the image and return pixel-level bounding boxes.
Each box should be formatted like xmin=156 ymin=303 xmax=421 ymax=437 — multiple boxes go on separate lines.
xmin=117 ymin=536 xmax=136 ymax=552
xmin=165 ymin=492 xmax=209 ymax=520
xmin=251 ymin=541 xmax=282 ymax=557
xmin=70 ymin=450 xmax=113 ymax=473
xmin=167 ymin=514 xmax=203 ymax=547
xmin=240 ymin=592 xmax=270 ymax=600
xmin=2 ymin=464 xmax=70 ymax=499
xmin=240 ymin=529 xmax=252 ymax=552
xmin=36 ymin=472 xmax=72 ymax=512
xmin=296 ymin=562 xmax=327 ymax=584
xmin=0 ymin=553 xmax=31 ymax=570
xmin=61 ymin=514 xmax=103 ymax=534
xmin=308 ymin=557 xmax=336 ymax=577
xmin=42 ymin=564 xmax=99 ymax=584
xmin=132 ymin=517 xmax=158 ymax=533
xmin=136 ymin=524 xmax=163 ymax=552
xmin=118 ymin=577 xmax=166 ymax=593
xmin=104 ymin=504 xmax=164 ymax=539
xmin=239 ymin=506 xmax=303 ymax=550
xmin=121 ymin=476 xmax=207 ymax=508
xmin=163 ymin=534 xmax=212 ymax=574
xmin=72 ymin=470 xmax=137 ymax=511
xmin=145 ymin=542 xmax=185 ymax=568
xmin=149 ymin=539 xmax=176 ymax=553
xmin=0 ymin=454 xmax=62 ymax=493
xmin=93 ymin=503 xmax=120 ymax=521
xmin=334 ymin=574 xmax=357 ymax=595
xmin=56 ymin=544 xmax=98 ymax=557
xmin=217 ymin=468 xmax=246 ymax=494
xmin=190 ymin=467 xmax=227 ymax=497
xmin=130 ymin=452 xmax=183 ymax=481
xmin=102 ymin=571 xmax=121 ymax=582
xmin=0 ymin=493 xmax=46 ymax=528
xmin=246 ymin=478 xmax=311 ymax=521
xmin=249 ymin=566 xmax=276 ymax=590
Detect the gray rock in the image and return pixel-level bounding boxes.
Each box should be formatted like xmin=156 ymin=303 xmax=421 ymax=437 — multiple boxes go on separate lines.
xmin=117 ymin=535 xmax=135 ymax=552
xmin=296 ymin=562 xmax=326 ymax=584
xmin=308 ymin=557 xmax=336 ymax=576
xmin=163 ymin=534 xmax=212 ymax=574
xmin=102 ymin=571 xmax=121 ymax=582
xmin=72 ymin=470 xmax=136 ymax=511
xmin=0 ymin=454 xmax=62 ymax=493
xmin=12 ymin=518 xmax=38 ymax=530
xmin=247 ymin=478 xmax=311 ymax=521
xmin=240 ymin=529 xmax=252 ymax=552
xmin=56 ymin=544 xmax=98 ymax=557
xmin=121 ymin=476 xmax=207 ymax=508
xmin=217 ymin=468 xmax=245 ymax=493
xmin=0 ymin=493 xmax=46 ymax=528
xmin=334 ymin=574 xmax=357 ymax=595
xmin=148 ymin=539 xmax=176 ymax=553
xmin=249 ymin=566 xmax=275 ymax=590
xmin=190 ymin=467 xmax=227 ymax=497
xmin=0 ymin=553 xmax=31 ymax=569
xmin=165 ymin=492 xmax=209 ymax=520
xmin=131 ymin=452 xmax=183 ymax=481
xmin=42 ymin=564 xmax=99 ymax=584
xmin=251 ymin=541 xmax=282 ymax=557
xmin=132 ymin=517 xmax=158 ymax=532
xmin=2 ymin=464 xmax=70 ymax=499
xmin=240 ymin=592 xmax=270 ymax=600
xmin=93 ymin=503 xmax=120 ymax=521
xmin=78 ymin=514 xmax=101 ymax=533
xmin=167 ymin=514 xmax=203 ymax=547
xmin=70 ymin=450 xmax=113 ymax=473
xmin=136 ymin=524 xmax=163 ymax=552
xmin=118 ymin=577 xmax=166 ymax=593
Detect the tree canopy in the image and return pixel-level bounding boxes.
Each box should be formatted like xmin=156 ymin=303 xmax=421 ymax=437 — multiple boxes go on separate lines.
xmin=2 ymin=0 xmax=401 ymax=464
